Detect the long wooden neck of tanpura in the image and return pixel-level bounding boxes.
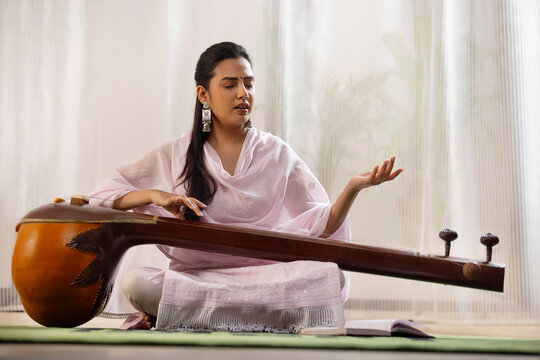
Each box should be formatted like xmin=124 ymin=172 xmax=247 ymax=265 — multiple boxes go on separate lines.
xmin=17 ymin=202 xmax=505 ymax=293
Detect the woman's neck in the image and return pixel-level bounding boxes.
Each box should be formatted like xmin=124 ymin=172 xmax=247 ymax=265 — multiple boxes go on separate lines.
xmin=208 ymin=125 xmax=248 ymax=148
xmin=207 ymin=125 xmax=249 ymax=176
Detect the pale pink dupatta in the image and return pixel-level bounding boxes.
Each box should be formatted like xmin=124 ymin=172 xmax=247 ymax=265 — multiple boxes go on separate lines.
xmin=90 ymin=129 xmax=351 ymax=332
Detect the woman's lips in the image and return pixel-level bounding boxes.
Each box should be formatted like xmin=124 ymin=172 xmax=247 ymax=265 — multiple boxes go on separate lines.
xmin=234 ymin=104 xmax=249 ymax=114
xmin=235 ymin=108 xmax=249 ymax=115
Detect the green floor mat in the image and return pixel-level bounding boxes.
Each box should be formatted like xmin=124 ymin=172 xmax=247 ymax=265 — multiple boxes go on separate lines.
xmin=0 ymin=325 xmax=538 ymax=355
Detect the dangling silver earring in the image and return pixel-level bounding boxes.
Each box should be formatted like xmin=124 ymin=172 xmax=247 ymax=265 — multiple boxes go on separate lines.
xmin=202 ymin=101 xmax=211 ymax=132
xmin=244 ymin=118 xmax=252 ymax=129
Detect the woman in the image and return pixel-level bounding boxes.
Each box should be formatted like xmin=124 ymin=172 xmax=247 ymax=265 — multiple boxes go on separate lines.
xmin=90 ymin=42 xmax=402 ymax=332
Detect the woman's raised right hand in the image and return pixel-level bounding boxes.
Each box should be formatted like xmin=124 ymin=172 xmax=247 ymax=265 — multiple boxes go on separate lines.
xmin=150 ymin=190 xmax=207 ymax=219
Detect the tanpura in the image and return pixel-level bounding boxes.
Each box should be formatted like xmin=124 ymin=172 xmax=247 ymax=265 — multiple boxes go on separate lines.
xmin=12 ymin=196 xmax=505 ymax=328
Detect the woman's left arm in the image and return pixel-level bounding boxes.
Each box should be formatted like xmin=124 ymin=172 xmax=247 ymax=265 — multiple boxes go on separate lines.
xmin=321 ymin=156 xmax=403 ymax=237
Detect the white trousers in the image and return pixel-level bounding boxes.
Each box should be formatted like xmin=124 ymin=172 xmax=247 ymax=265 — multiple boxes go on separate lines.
xmin=121 ymin=266 xmax=346 ymax=317
xmin=121 ymin=267 xmax=165 ymax=316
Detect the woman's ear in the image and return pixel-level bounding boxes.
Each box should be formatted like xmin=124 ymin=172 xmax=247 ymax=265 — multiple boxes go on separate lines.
xmin=196 ymin=85 xmax=207 ymax=105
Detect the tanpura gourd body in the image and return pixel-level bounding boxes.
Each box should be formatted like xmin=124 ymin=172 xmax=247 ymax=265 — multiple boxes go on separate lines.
xmin=13 ymin=222 xmax=105 ymax=327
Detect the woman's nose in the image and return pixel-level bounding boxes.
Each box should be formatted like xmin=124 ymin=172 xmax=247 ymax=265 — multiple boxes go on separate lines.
xmin=237 ymin=84 xmax=249 ymax=99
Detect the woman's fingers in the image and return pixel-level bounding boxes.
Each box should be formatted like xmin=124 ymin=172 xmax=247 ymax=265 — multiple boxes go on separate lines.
xmin=163 ymin=204 xmax=186 ymax=220
xmin=377 ymin=157 xmax=398 ymax=183
xmin=160 ymin=194 xmax=206 ymax=217
xmin=387 ymin=168 xmax=403 ymax=180
xmin=385 ymin=157 xmax=395 ymax=177
xmin=171 ymin=209 xmax=186 ymax=220
xmin=378 ymin=160 xmax=388 ymax=178
xmin=192 ymin=198 xmax=207 ymax=209
xmin=372 ymin=160 xmax=387 ymax=184
xmin=183 ymin=197 xmax=204 ymax=216
xmin=366 ymin=157 xmax=402 ymax=186
xmin=369 ymin=166 xmax=378 ymax=183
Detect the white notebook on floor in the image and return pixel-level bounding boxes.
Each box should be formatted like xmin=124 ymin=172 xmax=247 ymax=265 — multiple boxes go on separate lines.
xmin=300 ymin=319 xmax=431 ymax=338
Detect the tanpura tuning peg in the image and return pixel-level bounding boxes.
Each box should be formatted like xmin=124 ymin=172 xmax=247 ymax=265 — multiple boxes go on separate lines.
xmin=439 ymin=229 xmax=458 ymax=257
xmin=480 ymin=233 xmax=499 ymax=262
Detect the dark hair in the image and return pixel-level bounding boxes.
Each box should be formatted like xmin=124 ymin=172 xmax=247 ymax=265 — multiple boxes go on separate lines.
xmin=178 ymin=42 xmax=252 ymax=209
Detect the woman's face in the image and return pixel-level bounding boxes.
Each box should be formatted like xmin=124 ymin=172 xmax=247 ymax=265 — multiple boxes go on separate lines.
xmin=198 ymin=57 xmax=255 ymax=131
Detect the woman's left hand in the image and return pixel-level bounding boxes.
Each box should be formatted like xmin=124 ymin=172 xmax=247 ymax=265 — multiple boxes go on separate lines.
xmin=323 ymin=156 xmax=403 ymax=237
xmin=349 ymin=156 xmax=403 ymax=192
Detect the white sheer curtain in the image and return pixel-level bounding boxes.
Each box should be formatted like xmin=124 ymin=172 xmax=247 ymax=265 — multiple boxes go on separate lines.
xmin=1 ymin=0 xmax=538 ymax=323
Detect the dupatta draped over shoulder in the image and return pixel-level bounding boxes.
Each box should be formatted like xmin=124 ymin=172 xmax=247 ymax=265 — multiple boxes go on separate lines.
xmin=90 ymin=128 xmax=351 ymax=332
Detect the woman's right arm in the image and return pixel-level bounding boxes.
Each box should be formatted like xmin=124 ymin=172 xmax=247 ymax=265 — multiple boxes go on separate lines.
xmin=90 ymin=135 xmax=206 ymax=218
xmin=112 ymin=190 xmax=154 ymax=210
xmin=113 ymin=189 xmax=206 ymax=217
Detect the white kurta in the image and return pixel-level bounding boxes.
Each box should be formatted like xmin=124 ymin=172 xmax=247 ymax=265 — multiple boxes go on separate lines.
xmin=90 ymin=128 xmax=351 ymax=332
